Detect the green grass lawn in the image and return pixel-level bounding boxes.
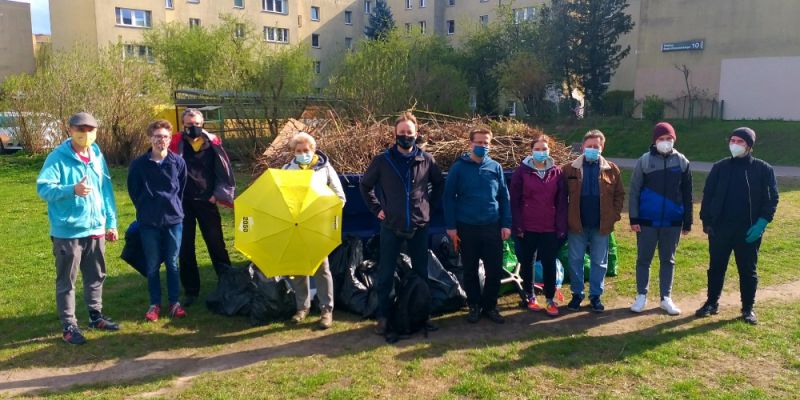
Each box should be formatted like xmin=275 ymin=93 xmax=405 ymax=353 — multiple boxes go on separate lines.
xmin=538 ymin=117 xmax=800 ymax=166
xmin=1 ymin=152 xmax=799 ymax=399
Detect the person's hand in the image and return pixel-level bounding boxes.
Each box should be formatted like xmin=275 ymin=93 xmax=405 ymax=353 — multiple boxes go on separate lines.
xmin=630 ymin=224 xmax=641 ymax=233
xmin=105 ymin=228 xmax=118 ymax=242
xmin=208 ymin=195 xmax=217 ymax=204
xmin=446 ymin=229 xmax=460 ymax=252
xmin=377 ymin=210 xmax=385 ymax=221
xmin=501 ymin=228 xmax=512 ymax=241
xmin=74 ymin=176 xmax=92 ymax=197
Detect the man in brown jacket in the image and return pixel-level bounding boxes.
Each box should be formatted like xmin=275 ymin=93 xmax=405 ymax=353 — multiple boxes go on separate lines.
xmin=562 ymin=130 xmax=625 ymax=313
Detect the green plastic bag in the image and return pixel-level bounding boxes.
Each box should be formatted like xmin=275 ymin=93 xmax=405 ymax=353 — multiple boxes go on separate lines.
xmin=607 ymin=232 xmax=619 ymax=277
xmin=502 ymin=239 xmax=517 ymax=273
xmin=557 ymin=232 xmax=619 ymax=283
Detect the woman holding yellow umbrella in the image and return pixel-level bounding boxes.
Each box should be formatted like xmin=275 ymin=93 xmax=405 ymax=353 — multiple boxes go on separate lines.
xmin=282 ymin=132 xmax=346 ymax=329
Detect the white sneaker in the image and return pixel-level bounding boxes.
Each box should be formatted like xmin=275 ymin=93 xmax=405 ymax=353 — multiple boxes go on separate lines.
xmin=631 ymin=294 xmax=647 ymax=313
xmin=660 ymin=297 xmax=682 ymax=316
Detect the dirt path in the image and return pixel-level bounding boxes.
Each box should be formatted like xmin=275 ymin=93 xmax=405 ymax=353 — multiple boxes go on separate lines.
xmin=3 ymin=280 xmax=800 ymax=397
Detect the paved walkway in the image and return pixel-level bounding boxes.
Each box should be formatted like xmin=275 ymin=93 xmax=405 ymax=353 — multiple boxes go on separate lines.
xmin=608 ymin=158 xmax=800 ymax=178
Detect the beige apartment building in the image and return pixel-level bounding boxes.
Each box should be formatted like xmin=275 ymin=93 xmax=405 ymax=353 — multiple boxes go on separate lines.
xmin=49 ymin=0 xmax=370 ymax=88
xmin=633 ymin=0 xmax=800 ymax=120
xmin=0 ymin=0 xmax=36 ymax=83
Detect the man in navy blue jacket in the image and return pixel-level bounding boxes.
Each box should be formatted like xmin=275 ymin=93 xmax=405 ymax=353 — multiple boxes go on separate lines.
xmin=697 ymin=127 xmax=779 ymax=325
xmin=128 ymin=120 xmax=187 ymax=322
xmin=443 ymin=127 xmax=512 ymax=324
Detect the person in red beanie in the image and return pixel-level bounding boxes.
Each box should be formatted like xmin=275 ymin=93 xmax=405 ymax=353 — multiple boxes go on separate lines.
xmin=628 ymin=122 xmax=693 ymax=316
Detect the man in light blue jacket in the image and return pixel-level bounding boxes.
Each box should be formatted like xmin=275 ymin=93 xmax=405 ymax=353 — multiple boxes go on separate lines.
xmin=37 ymin=112 xmax=120 ymax=345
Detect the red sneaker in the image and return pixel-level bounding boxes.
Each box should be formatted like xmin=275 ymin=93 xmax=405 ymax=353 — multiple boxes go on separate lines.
xmin=527 ymin=297 xmax=543 ymax=312
xmin=545 ymin=301 xmax=560 ymax=317
xmin=168 ymin=303 xmax=186 ymax=319
xmin=145 ymin=305 xmax=160 ymax=322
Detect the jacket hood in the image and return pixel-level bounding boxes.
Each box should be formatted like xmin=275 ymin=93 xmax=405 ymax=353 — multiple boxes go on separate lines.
xmin=522 ymin=155 xmax=554 ymax=171
xmin=286 ymin=149 xmax=331 ymax=170
xmin=458 ymin=152 xmax=493 ymax=166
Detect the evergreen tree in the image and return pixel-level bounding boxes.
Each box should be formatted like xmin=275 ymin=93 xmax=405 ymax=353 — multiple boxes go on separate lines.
xmin=365 ymin=1 xmax=396 ymax=41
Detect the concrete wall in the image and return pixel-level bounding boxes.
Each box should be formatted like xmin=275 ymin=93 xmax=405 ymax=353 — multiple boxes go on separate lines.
xmin=719 ymin=56 xmax=800 ymax=121
xmin=0 ymin=0 xmax=36 ymax=82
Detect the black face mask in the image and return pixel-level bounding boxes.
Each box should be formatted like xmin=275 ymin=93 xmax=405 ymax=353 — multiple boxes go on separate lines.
xmin=185 ymin=125 xmax=203 ymax=138
xmin=396 ymin=135 xmax=415 ymax=149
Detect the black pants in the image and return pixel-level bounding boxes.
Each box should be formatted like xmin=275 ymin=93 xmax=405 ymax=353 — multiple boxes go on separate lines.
xmin=517 ymin=232 xmax=559 ymax=300
xmin=706 ymin=225 xmax=760 ymax=311
xmin=459 ymin=222 xmax=503 ymax=311
xmin=179 ymin=199 xmax=231 ymax=296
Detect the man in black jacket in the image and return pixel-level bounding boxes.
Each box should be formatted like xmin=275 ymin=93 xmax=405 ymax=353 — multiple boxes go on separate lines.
xmin=697 ymin=127 xmax=779 ymax=325
xmin=360 ymin=112 xmax=445 ymax=335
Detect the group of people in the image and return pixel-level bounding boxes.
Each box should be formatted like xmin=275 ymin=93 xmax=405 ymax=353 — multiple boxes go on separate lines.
xmin=36 ymin=109 xmax=779 ymax=346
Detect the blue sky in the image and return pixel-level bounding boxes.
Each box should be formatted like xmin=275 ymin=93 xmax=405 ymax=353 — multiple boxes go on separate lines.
xmin=14 ymin=0 xmax=50 ymax=34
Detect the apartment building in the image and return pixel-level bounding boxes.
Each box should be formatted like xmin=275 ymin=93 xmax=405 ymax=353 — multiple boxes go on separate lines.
xmin=0 ymin=0 xmax=36 ymax=83
xmin=49 ymin=0 xmax=369 ymax=88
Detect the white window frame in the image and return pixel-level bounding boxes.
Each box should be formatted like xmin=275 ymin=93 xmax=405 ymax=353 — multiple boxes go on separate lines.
xmin=313 ymin=61 xmax=321 ymax=74
xmin=165 ymin=0 xmax=174 ymax=9
xmin=508 ymin=101 xmax=517 ymax=117
xmin=419 ymin=20 xmax=426 ymax=34
xmin=115 ymin=8 xmax=152 ymax=28
xmin=310 ymin=6 xmax=320 ymax=21
xmin=123 ymin=44 xmax=154 ymax=63
xmin=344 ymin=10 xmax=352 ymax=24
xmin=345 ymin=37 xmax=353 ymax=50
xmin=405 ymin=22 xmax=411 ymax=34
xmin=446 ymin=20 xmax=455 ymax=35
xmin=189 ymin=18 xmax=201 ymax=28
xmin=311 ymin=33 xmax=320 ymax=48
xmin=419 ymin=0 xmax=426 ymax=7
xmin=262 ymin=0 xmax=286 ymax=14
xmin=448 ymin=0 xmax=454 ymax=6
xmin=234 ymin=0 xmax=245 ymax=8
xmin=364 ymin=0 xmax=371 ymax=14
xmin=479 ymin=15 xmax=488 ymax=26
xmin=513 ymin=7 xmax=535 ymax=23
xmin=405 ymin=0 xmax=412 ymax=9
xmin=264 ymin=26 xmax=289 ymax=43
xmin=235 ymin=23 xmax=246 ymax=38
xmin=188 ymin=0 xmax=200 ymax=3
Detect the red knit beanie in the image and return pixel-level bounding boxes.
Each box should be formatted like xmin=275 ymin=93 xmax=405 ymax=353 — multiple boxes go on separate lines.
xmin=652 ymin=122 xmax=676 ymax=144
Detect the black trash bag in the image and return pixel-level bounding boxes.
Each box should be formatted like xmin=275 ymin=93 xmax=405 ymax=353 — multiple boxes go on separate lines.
xmin=205 ymin=264 xmax=254 ymax=317
xmin=338 ymin=259 xmax=380 ymax=318
xmin=120 ymin=221 xmax=149 ymax=278
xmin=435 ymin=235 xmax=465 ymax=288
xmin=386 ymin=270 xmax=432 ymax=344
xmin=328 ymin=236 xmax=364 ymax=299
xmin=426 ymin=250 xmax=467 ymax=315
xmin=250 ymin=268 xmax=296 ymax=325
xmin=364 ymin=234 xmax=381 ymax=261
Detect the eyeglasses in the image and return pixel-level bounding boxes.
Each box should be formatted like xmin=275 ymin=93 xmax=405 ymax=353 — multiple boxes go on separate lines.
xmin=151 ymin=135 xmax=171 ymax=141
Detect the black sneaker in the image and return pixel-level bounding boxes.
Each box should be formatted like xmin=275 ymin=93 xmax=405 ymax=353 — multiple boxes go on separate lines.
xmin=589 ymin=296 xmax=605 ymax=313
xmin=695 ymin=302 xmax=719 ymax=317
xmin=742 ymin=309 xmax=758 ymax=325
xmin=182 ymin=295 xmax=198 ymax=308
xmin=466 ymin=306 xmax=481 ymax=323
xmin=483 ymin=308 xmax=505 ymax=324
xmin=88 ymin=314 xmax=120 ymax=331
xmin=62 ymin=325 xmax=86 ymax=345
xmin=567 ymin=294 xmax=584 ymax=311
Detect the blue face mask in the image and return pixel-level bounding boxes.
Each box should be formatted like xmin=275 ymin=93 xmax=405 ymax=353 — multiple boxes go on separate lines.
xmin=584 ymin=148 xmax=601 ymax=162
xmin=295 ymin=152 xmax=313 ymax=165
xmin=532 ymin=150 xmax=549 ymax=163
xmin=472 ymin=145 xmax=488 ymax=158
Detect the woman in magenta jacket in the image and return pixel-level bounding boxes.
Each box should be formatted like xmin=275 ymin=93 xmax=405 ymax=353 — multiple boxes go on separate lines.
xmin=510 ymin=134 xmax=568 ymax=316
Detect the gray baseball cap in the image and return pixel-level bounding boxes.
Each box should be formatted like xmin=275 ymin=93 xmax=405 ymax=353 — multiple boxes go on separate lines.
xmin=68 ymin=112 xmax=98 ymax=128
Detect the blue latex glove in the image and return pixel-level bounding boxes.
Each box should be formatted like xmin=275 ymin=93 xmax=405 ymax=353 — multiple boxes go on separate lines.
xmin=745 ymin=218 xmax=769 ymax=243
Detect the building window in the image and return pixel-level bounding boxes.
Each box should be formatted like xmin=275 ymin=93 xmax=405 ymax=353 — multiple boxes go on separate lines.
xmin=364 ymin=0 xmax=371 ymax=13
xmin=479 ymin=15 xmax=488 ymax=26
xmin=448 ymin=0 xmax=454 ymax=6
xmin=313 ymin=61 xmax=321 ymax=74
xmin=123 ymin=44 xmax=154 ymax=63
xmin=513 ymin=7 xmax=535 ymax=23
xmin=405 ymin=23 xmax=411 ymax=34
xmin=115 ymin=8 xmax=152 ymax=28
xmin=344 ymin=10 xmax=352 ymax=24
xmin=234 ymin=0 xmax=244 ymax=8
xmin=262 ymin=0 xmax=286 ymax=14
xmin=165 ymin=0 xmax=174 ymax=9
xmin=188 ymin=0 xmax=199 ymax=3
xmin=507 ymin=101 xmax=517 ymax=117
xmin=419 ymin=0 xmax=426 ymax=7
xmin=310 ymin=6 xmax=320 ymax=21
xmin=235 ymin=23 xmax=246 ymax=38
xmin=189 ymin=18 xmax=201 ymax=28
xmin=419 ymin=20 xmax=426 ymax=34
xmin=264 ymin=26 xmax=289 ymax=43
xmin=311 ymin=33 xmax=320 ymax=48
xmin=405 ymin=0 xmax=412 ymax=9
xmin=480 ymin=0 xmax=488 ymax=3
xmin=446 ymin=20 xmax=454 ymax=35
xmin=345 ymin=37 xmax=353 ymax=50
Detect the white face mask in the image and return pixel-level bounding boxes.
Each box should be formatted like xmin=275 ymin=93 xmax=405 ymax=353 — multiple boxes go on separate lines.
xmin=729 ymin=143 xmax=747 ymax=158
xmin=656 ymin=140 xmax=674 ymax=154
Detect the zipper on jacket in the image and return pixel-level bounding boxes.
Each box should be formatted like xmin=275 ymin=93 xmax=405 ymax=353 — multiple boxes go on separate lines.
xmin=659 ymin=155 xmax=667 ymax=227
xmin=745 ymin=167 xmax=753 ymax=226
xmin=384 ymin=151 xmax=413 ymax=231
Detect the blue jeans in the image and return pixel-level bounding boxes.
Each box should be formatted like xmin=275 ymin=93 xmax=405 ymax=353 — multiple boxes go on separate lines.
xmin=141 ymin=224 xmax=182 ymax=306
xmin=376 ymin=225 xmax=430 ymax=319
xmin=567 ymin=228 xmax=609 ymax=297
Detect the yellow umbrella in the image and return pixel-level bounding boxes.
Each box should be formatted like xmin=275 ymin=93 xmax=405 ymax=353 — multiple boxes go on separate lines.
xmin=234 ymin=168 xmax=343 ymax=277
